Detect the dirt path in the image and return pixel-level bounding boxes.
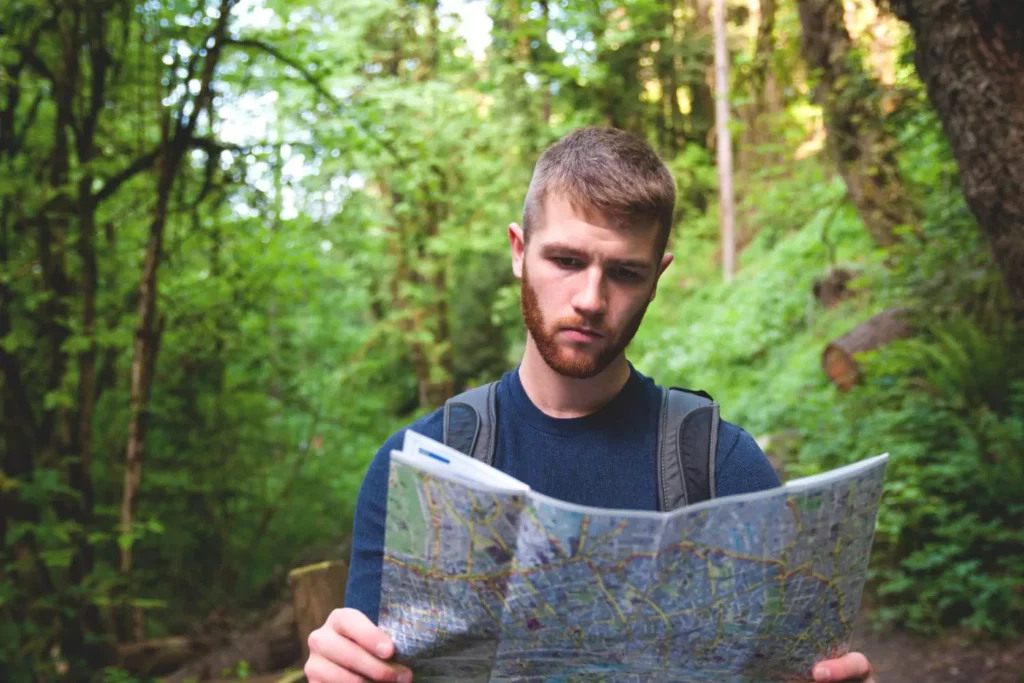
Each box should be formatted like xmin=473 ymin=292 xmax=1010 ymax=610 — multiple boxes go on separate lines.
xmin=209 ymin=634 xmax=1024 ymax=683
xmin=200 ymin=618 xmax=1024 ymax=683
xmin=851 ymin=620 xmax=1023 ymax=683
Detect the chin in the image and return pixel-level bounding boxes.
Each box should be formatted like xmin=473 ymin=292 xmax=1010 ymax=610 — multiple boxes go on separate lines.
xmin=552 ymin=366 xmax=600 ymax=380
xmin=549 ymin=352 xmax=605 ymax=379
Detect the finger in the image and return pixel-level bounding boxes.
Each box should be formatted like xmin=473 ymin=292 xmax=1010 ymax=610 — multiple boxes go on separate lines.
xmin=813 ymin=652 xmax=872 ymax=681
xmin=310 ymin=628 xmax=412 ymax=682
xmin=305 ymin=654 xmax=368 ymax=683
xmin=328 ymin=608 xmax=396 ymax=659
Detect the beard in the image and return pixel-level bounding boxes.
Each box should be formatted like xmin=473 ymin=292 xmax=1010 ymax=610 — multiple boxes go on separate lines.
xmin=520 ymin=264 xmax=651 ymax=379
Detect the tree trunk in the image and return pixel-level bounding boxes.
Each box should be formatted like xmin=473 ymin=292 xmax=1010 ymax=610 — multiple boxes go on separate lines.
xmin=65 ymin=3 xmax=111 ymax=663
xmin=887 ymin=0 xmax=1024 ymax=313
xmin=540 ymin=0 xmax=551 ymax=124
xmin=0 ymin=200 xmax=56 ymax=669
xmin=289 ymin=561 xmax=349 ymax=661
xmin=689 ymin=0 xmax=716 ymax=148
xmin=667 ymin=0 xmax=685 ymax=154
xmin=796 ymin=0 xmax=919 ymax=246
xmin=120 ymin=0 xmax=235 ymax=637
xmin=753 ymin=0 xmax=781 ymax=127
xmin=713 ymin=0 xmax=735 ymax=282
xmin=754 ymin=0 xmax=777 ymax=90
xmin=822 ymin=307 xmax=916 ymax=390
xmin=120 ymin=144 xmax=171 ymax=580
xmin=74 ymin=1 xmax=109 ymax=535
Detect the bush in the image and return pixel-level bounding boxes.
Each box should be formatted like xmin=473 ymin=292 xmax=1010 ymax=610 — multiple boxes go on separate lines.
xmin=633 ymin=147 xmax=1024 ymax=638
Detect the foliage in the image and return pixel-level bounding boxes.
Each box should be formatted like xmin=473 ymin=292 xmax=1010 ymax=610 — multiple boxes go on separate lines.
xmin=0 ymin=0 xmax=1021 ymax=678
xmin=634 ymin=102 xmax=1024 ymax=637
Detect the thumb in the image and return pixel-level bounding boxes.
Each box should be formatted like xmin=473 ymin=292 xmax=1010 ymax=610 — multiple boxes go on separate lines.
xmin=813 ymin=652 xmax=871 ymax=681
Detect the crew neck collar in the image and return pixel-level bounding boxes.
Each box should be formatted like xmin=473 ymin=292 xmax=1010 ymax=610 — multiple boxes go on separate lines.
xmin=507 ymin=362 xmax=647 ymax=436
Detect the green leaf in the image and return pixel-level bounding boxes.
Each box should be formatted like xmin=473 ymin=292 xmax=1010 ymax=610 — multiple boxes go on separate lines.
xmin=40 ymin=549 xmax=75 ymax=570
xmin=43 ymin=389 xmax=74 ymax=411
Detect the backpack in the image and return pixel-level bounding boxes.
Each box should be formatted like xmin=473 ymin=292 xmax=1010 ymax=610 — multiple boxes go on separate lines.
xmin=442 ymin=383 xmax=720 ymax=511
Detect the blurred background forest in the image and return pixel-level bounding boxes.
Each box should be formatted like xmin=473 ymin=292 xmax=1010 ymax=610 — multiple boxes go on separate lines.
xmin=1 ymin=0 xmax=1023 ymax=680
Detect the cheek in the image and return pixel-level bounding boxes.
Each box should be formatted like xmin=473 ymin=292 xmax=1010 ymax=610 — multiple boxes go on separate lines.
xmin=539 ymin=282 xmax=569 ymax=309
xmin=530 ymin=265 xmax=571 ymax=297
xmin=609 ymin=290 xmax=648 ymax=324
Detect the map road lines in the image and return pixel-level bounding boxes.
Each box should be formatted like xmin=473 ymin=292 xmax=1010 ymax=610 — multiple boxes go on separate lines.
xmin=380 ymin=454 xmax=886 ymax=682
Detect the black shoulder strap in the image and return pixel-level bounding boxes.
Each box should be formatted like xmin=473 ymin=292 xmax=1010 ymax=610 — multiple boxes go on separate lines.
xmin=445 ymin=381 xmax=718 ymax=510
xmin=442 ymin=382 xmax=498 ymax=465
xmin=657 ymin=387 xmax=720 ymax=511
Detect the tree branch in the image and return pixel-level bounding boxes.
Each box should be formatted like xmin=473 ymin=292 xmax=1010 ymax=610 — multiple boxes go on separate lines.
xmin=0 ymin=204 xmax=38 ymax=441
xmin=12 ymin=90 xmax=44 ymax=154
xmin=0 ymin=315 xmax=39 ymax=441
xmin=93 ymin=149 xmax=158 ymax=204
xmin=177 ymin=0 xmax=236 ymax=151
xmin=224 ymin=37 xmax=405 ymax=164
xmin=92 ymin=136 xmax=240 ymax=205
xmin=15 ymin=46 xmax=54 ymax=83
xmin=226 ymin=38 xmax=344 ymax=109
xmin=81 ymin=3 xmax=111 ymax=160
xmin=5 ymin=10 xmax=59 ymax=83
xmin=189 ymin=135 xmax=242 ymax=157
xmin=241 ymin=402 xmax=322 ymax=562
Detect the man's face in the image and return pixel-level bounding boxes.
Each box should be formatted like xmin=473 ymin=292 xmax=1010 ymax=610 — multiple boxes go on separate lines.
xmin=511 ymin=194 xmax=673 ymax=379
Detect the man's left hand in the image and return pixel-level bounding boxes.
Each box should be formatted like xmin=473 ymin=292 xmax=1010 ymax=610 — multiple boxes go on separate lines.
xmin=813 ymin=652 xmax=878 ymax=682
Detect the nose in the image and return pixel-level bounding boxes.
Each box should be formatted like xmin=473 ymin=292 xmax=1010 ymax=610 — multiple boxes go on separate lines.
xmin=571 ymin=266 xmax=607 ymax=317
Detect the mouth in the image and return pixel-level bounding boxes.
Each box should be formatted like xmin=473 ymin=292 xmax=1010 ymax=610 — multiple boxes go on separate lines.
xmin=561 ymin=327 xmax=605 ymax=343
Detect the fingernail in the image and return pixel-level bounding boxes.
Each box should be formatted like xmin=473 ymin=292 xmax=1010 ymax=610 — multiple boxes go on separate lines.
xmin=813 ymin=665 xmax=831 ymax=682
xmin=376 ymin=641 xmax=390 ymax=657
xmin=398 ymin=671 xmax=412 ymax=683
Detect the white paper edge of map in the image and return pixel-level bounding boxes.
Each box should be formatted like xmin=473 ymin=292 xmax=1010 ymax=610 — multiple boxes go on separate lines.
xmin=394 ymin=430 xmax=530 ymax=494
xmin=393 ymin=430 xmax=888 ymax=518
xmin=526 ymin=452 xmax=890 ymax=518
xmin=783 ymin=453 xmax=889 ymax=491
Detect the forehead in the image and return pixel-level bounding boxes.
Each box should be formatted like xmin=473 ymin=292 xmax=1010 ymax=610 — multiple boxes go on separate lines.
xmin=532 ymin=194 xmax=660 ymax=259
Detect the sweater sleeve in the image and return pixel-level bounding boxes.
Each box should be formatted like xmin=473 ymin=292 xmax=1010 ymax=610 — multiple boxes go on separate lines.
xmin=713 ymin=420 xmax=782 ymax=496
xmin=343 ymin=411 xmax=445 ymax=623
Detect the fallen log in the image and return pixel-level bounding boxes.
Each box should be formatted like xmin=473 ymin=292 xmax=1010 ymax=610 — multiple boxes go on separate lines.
xmin=822 ymin=307 xmax=916 ymax=390
xmin=206 ymin=669 xmax=304 ymax=683
xmin=163 ymin=603 xmax=300 ymax=682
xmin=289 ymin=560 xmax=348 ymax=661
xmin=117 ymin=636 xmax=203 ymax=677
xmin=154 ymin=560 xmax=349 ymax=680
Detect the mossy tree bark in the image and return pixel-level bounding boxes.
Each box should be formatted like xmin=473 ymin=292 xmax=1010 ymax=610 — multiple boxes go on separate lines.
xmin=796 ymin=0 xmax=920 ymax=247
xmin=887 ymin=0 xmax=1024 ymax=313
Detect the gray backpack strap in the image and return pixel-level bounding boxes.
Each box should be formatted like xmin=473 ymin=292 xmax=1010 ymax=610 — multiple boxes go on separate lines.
xmin=442 ymin=382 xmax=498 ymax=465
xmin=657 ymin=387 xmax=720 ymax=511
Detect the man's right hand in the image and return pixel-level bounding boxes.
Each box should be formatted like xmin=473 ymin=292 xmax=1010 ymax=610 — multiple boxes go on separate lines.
xmin=304 ymin=608 xmax=413 ymax=683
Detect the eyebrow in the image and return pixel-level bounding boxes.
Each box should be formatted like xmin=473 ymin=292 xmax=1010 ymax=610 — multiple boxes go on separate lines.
xmin=540 ymin=242 xmax=654 ymax=272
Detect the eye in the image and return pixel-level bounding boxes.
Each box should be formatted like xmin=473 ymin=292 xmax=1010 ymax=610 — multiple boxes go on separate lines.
xmin=611 ymin=267 xmax=643 ymax=282
xmin=553 ymin=257 xmax=583 ymax=269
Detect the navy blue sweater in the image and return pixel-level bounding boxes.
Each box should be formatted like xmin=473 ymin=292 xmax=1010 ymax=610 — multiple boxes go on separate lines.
xmin=344 ymin=365 xmax=781 ymax=622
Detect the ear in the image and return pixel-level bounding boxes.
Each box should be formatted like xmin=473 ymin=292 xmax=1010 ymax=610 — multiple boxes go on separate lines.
xmin=649 ymin=252 xmax=674 ymax=302
xmin=509 ymin=223 xmax=526 ymax=280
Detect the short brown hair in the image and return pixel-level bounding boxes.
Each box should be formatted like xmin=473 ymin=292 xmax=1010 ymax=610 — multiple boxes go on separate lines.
xmin=522 ymin=127 xmax=676 ymax=256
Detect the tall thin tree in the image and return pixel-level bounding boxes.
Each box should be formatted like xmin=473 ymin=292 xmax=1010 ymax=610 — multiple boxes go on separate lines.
xmin=714 ymin=0 xmax=735 ymax=282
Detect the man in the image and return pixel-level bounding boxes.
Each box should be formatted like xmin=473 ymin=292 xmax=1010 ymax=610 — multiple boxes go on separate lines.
xmin=305 ymin=128 xmax=877 ymax=683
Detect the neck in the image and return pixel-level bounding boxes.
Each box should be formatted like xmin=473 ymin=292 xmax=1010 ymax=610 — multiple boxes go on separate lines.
xmin=518 ymin=336 xmax=632 ymax=418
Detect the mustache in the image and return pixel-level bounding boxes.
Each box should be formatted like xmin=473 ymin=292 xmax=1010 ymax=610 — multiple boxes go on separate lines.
xmin=555 ymin=317 xmax=607 ymax=335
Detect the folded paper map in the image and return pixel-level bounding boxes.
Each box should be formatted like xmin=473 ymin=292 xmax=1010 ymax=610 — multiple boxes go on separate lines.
xmin=379 ymin=430 xmax=888 ymax=682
